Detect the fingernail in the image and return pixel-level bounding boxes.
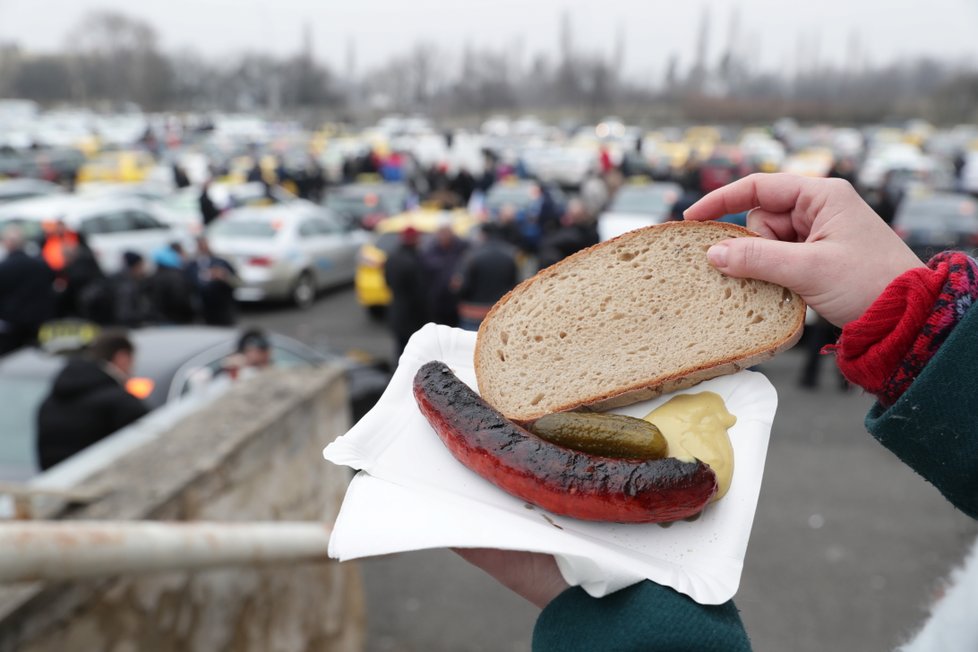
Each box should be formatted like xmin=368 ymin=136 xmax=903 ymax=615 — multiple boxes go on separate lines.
xmin=707 ymin=243 xmax=728 ymax=268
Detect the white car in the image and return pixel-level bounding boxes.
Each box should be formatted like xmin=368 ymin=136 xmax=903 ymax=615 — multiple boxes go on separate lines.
xmin=0 ymin=195 xmax=191 ymax=273
xmin=598 ymin=182 xmax=682 ymax=241
xmin=858 ymin=143 xmax=927 ymax=190
xmin=206 ymin=204 xmax=368 ymax=308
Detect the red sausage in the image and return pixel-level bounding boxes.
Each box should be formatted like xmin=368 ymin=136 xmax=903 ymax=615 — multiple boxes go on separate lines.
xmin=413 ymin=361 xmax=718 ymax=523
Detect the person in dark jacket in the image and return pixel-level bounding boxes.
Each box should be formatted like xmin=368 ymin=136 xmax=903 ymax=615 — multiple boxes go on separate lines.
xmin=36 ymin=330 xmax=148 ymax=470
xmin=384 ymin=226 xmax=429 ymax=360
xmin=147 ymin=245 xmax=198 ymax=324
xmin=199 ymin=180 xmax=221 ymax=228
xmin=455 ymin=222 xmax=519 ymax=331
xmin=58 ymin=239 xmax=104 ymax=319
xmin=0 ymin=225 xmax=56 ymax=354
xmin=421 ymin=220 xmax=468 ymax=327
xmin=185 ymin=236 xmax=238 ymax=326
xmin=110 ymin=251 xmax=154 ymax=327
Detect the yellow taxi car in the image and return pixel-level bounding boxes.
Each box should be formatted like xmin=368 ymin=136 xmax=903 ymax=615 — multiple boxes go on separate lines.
xmin=76 ymin=150 xmax=155 ymax=184
xmin=355 ymin=209 xmax=477 ymax=319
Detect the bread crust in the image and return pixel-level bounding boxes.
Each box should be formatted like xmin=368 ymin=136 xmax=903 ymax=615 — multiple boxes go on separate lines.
xmin=474 ymin=221 xmax=807 ymax=422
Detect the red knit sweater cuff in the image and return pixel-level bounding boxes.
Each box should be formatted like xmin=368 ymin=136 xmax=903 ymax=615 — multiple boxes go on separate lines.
xmin=832 ymin=252 xmax=978 ymax=406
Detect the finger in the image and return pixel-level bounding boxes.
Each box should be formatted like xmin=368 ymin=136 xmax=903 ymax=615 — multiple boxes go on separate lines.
xmin=684 ymin=173 xmax=810 ymax=222
xmin=706 ymin=236 xmax=815 ymax=291
xmin=746 ymin=208 xmax=799 ymax=242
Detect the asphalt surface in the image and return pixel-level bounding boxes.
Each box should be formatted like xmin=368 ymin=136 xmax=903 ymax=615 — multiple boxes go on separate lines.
xmin=247 ymin=287 xmax=977 ymax=652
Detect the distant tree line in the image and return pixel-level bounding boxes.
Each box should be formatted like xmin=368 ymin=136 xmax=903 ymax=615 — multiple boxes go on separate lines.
xmin=1 ymin=9 xmax=977 ymax=125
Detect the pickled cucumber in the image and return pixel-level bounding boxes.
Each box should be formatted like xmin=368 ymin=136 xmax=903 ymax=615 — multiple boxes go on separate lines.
xmin=529 ymin=412 xmax=668 ymax=460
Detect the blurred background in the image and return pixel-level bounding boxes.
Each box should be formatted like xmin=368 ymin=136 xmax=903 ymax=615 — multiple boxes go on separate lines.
xmin=0 ymin=1 xmax=977 ymax=651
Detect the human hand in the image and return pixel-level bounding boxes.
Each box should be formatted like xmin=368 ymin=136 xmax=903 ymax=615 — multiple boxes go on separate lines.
xmin=453 ymin=548 xmax=569 ymax=609
xmin=684 ymin=173 xmax=924 ymax=327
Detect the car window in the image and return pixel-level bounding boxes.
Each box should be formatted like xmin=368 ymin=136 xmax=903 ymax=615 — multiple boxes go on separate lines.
xmin=0 ymin=218 xmax=46 ymax=243
xmin=81 ymin=211 xmax=136 ymax=235
xmin=271 ymin=346 xmax=316 ymax=369
xmin=312 ymin=214 xmax=342 ymax=235
xmin=298 ymin=219 xmax=318 ymax=237
xmin=128 ymin=210 xmax=167 ymax=230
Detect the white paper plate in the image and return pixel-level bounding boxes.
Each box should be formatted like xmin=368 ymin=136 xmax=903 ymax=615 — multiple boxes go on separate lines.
xmin=324 ymin=323 xmax=777 ymax=604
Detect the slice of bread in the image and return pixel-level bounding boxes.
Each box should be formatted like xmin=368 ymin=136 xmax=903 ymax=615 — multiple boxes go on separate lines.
xmin=474 ymin=221 xmax=806 ymax=422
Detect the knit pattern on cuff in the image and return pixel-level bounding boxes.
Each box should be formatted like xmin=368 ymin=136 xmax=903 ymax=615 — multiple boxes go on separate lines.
xmin=832 ymin=252 xmax=978 ymax=407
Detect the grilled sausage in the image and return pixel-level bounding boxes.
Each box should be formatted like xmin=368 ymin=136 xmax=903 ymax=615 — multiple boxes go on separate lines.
xmin=413 ymin=361 xmax=718 ymax=523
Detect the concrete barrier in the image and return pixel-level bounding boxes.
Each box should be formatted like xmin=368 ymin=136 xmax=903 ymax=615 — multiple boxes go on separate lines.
xmin=0 ymin=366 xmax=364 ymax=652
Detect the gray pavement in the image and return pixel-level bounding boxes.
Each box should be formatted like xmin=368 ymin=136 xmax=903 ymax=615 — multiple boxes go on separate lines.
xmin=248 ymin=288 xmax=977 ymax=652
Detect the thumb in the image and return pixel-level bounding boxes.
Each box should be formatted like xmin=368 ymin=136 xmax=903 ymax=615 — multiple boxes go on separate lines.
xmin=707 ymin=237 xmax=812 ymax=292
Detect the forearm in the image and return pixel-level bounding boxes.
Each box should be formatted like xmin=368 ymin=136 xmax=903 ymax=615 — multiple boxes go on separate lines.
xmin=833 ymin=252 xmax=978 ymax=518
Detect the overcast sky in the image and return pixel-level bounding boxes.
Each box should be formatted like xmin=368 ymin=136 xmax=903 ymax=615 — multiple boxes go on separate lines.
xmin=1 ymin=0 xmax=977 ymax=81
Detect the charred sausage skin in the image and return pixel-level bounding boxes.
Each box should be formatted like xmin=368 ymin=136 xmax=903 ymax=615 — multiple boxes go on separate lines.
xmin=413 ymin=361 xmax=718 ymax=523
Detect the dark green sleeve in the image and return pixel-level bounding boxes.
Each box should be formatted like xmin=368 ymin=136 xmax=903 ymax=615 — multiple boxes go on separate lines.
xmin=533 ymin=581 xmax=751 ymax=652
xmin=865 ymin=302 xmax=978 ymax=519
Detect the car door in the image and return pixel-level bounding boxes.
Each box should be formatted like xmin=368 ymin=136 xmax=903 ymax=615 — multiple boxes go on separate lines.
xmin=311 ymin=210 xmax=361 ymax=286
xmin=295 ymin=216 xmax=328 ymax=288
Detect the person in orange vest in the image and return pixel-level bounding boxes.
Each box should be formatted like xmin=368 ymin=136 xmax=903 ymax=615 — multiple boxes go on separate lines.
xmin=42 ymin=220 xmax=80 ymax=273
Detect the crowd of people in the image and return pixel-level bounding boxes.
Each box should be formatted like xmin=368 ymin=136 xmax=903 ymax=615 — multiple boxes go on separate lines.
xmin=382 ymin=199 xmax=601 ymax=359
xmin=0 ymin=223 xmax=240 ymax=356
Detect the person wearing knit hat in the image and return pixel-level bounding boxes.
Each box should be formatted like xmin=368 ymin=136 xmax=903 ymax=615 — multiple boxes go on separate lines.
xmin=400 ymin=225 xmax=421 ymax=247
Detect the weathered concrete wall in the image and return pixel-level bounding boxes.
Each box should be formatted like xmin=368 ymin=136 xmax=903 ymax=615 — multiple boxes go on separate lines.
xmin=0 ymin=366 xmax=363 ymax=652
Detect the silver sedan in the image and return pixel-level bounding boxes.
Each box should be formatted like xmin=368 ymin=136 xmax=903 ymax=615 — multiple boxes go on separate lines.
xmin=206 ymin=204 xmax=368 ymax=308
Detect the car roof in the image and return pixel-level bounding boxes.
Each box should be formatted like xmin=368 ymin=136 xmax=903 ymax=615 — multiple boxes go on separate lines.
xmin=375 ymin=209 xmax=475 ymax=234
xmin=222 ymin=203 xmax=322 ymax=222
xmin=0 ymin=179 xmax=65 ymax=194
xmin=0 ymin=195 xmax=146 ymax=221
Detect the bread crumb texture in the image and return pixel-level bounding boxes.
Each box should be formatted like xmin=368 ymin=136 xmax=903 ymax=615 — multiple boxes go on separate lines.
xmin=475 ymin=222 xmax=804 ymax=419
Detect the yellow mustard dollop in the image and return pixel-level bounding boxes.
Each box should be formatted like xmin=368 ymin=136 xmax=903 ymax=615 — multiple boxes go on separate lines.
xmin=642 ymin=392 xmax=736 ymax=501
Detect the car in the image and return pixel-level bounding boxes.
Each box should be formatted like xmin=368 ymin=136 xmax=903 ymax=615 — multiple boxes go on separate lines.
xmin=0 ymin=179 xmax=65 ymax=205
xmin=206 ymin=203 xmax=368 ymax=308
xmin=858 ymin=143 xmax=927 ymax=191
xmin=0 ymin=195 xmax=190 ymax=273
xmin=781 ymin=148 xmax=835 ymax=178
xmin=324 ymin=182 xmax=412 ymax=231
xmin=521 ymin=146 xmax=595 ymax=188
xmin=355 ymin=209 xmax=477 ymax=318
xmin=598 ymin=181 xmax=682 ymax=241
xmin=76 ymin=150 xmax=157 ymax=184
xmin=892 ymin=191 xmax=978 ymax=262
xmin=0 ymin=325 xmax=391 ymax=481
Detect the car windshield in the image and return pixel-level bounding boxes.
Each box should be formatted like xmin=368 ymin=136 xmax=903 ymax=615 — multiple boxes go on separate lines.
xmin=0 ymin=377 xmax=49 ymax=476
xmin=486 ymin=185 xmax=536 ymax=210
xmin=610 ymin=189 xmax=672 ymax=215
xmin=897 ymin=198 xmax=978 ymax=231
xmin=209 ymin=219 xmax=279 ymax=239
xmin=327 ymin=194 xmax=377 ymax=217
